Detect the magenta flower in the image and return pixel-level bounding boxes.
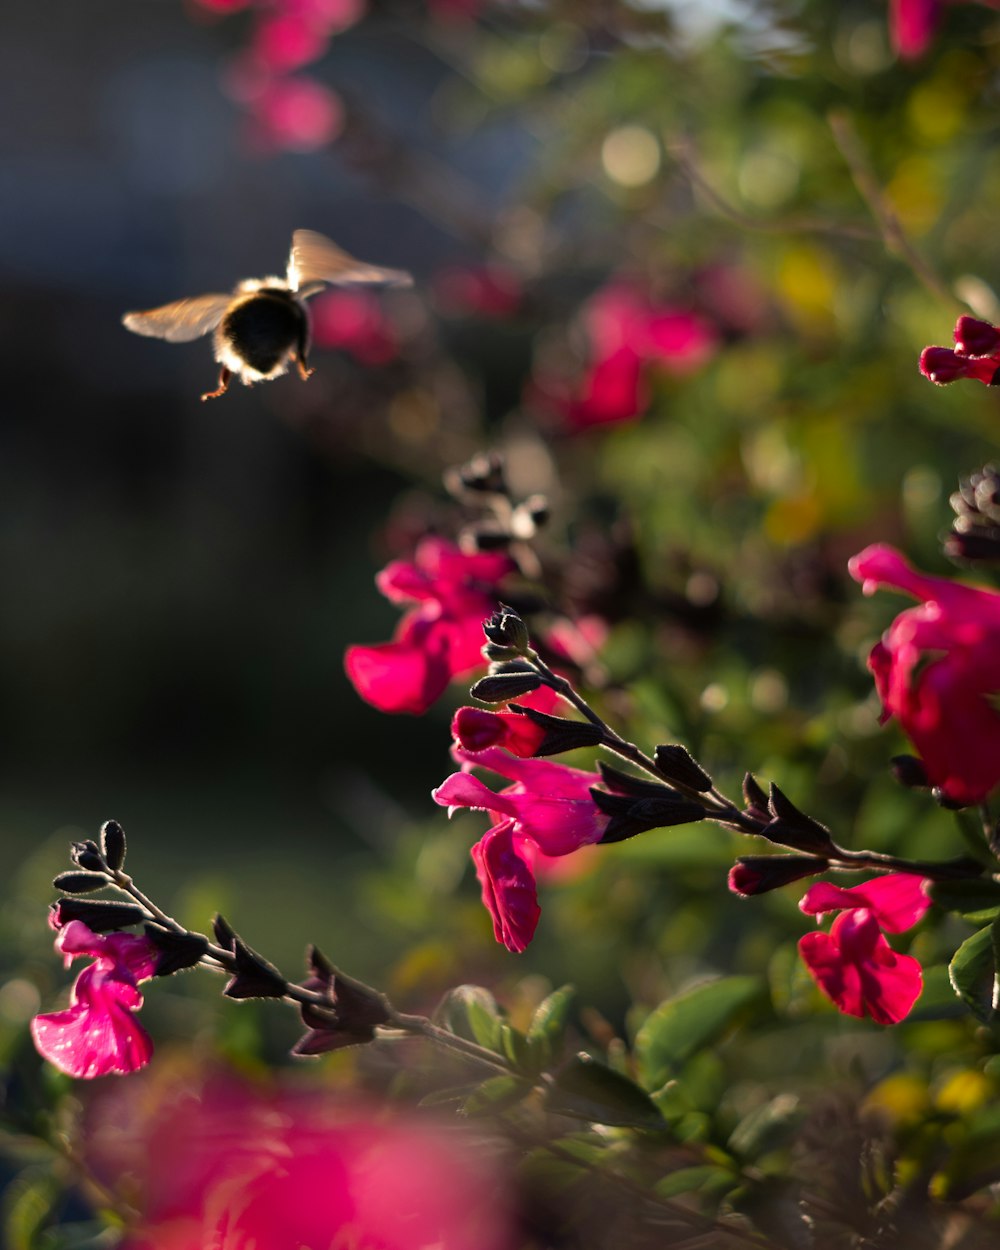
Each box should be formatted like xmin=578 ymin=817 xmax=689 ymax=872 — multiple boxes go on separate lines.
xmin=451 ymin=685 xmax=561 ymax=757
xmin=849 ymin=543 xmax=1000 ymax=805
xmin=310 ymin=288 xmax=399 ymax=364
xmin=920 ymin=315 xmax=1000 ymax=387
xmin=890 ymin=0 xmax=940 ymax=57
xmin=31 ymin=919 xmax=159 ymax=1079
xmin=533 ymin=283 xmax=717 ymax=431
xmin=433 ymin=264 xmax=523 ymax=319
xmin=345 ymin=538 xmax=515 ymax=715
xmin=798 ymin=874 xmax=930 ymax=1026
xmin=432 ymin=747 xmax=608 ymax=951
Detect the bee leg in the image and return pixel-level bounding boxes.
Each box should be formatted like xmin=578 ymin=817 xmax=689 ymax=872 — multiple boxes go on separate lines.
xmin=201 ymin=366 xmax=232 ymax=402
xmin=295 ymin=325 xmax=314 ymax=382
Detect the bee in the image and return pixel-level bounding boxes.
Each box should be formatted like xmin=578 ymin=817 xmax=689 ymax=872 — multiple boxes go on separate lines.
xmin=122 ymin=229 xmax=412 ymax=401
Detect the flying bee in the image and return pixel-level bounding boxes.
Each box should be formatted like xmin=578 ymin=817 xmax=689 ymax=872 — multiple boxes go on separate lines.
xmin=122 ymin=229 xmax=412 ymax=401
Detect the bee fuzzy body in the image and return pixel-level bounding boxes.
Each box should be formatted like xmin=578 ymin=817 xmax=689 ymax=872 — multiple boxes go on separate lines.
xmin=121 ymin=229 xmax=412 ymax=402
xmin=214 ymin=281 xmax=309 ymax=384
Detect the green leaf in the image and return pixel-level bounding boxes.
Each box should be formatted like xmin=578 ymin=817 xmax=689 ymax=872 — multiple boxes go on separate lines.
xmin=435 ymin=985 xmax=504 ymax=1053
xmin=3 ymin=1172 xmax=59 ymax=1250
xmin=461 ymin=1074 xmax=532 ymax=1117
xmin=655 ymin=1165 xmax=733 ymax=1199
xmin=526 ymin=985 xmax=576 ymax=1068
xmin=547 ymin=1054 xmax=666 ymax=1130
xmin=928 ymin=879 xmax=1000 ymax=924
xmin=500 ymin=1024 xmax=536 ymax=1074
xmin=635 ymin=977 xmax=765 ymax=1091
xmin=948 ymin=922 xmax=1000 ymax=1023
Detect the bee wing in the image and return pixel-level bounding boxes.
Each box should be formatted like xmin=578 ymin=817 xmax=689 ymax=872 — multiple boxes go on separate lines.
xmin=122 ymin=294 xmax=232 ymax=343
xmin=288 ymin=229 xmax=412 ymax=293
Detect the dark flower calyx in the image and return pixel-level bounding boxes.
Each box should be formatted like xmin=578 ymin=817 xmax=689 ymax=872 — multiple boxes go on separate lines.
xmin=763 ymin=784 xmax=835 ymax=854
xmin=728 ymin=855 xmax=829 ymax=896
xmin=890 ymin=755 xmax=930 ymax=790
xmin=470 ymin=668 xmax=541 ymax=703
xmin=52 ymin=870 xmax=110 ymax=895
xmin=144 ymin=923 xmax=210 ymax=976
xmin=70 ymin=841 xmax=105 ymax=872
xmin=653 ymin=744 xmax=713 ymax=792
xmin=482 ymin=606 xmax=530 ymax=654
xmin=742 ymin=773 xmax=770 ymax=820
xmin=224 ymin=937 xmax=287 ymax=1000
xmin=51 ymin=898 xmax=150 ymax=932
xmin=592 ymin=787 xmax=706 ymax=843
xmin=212 ymin=913 xmax=237 ymax=951
xmin=100 ymin=820 xmax=127 ymax=872
xmin=511 ymin=704 xmax=604 ymax=756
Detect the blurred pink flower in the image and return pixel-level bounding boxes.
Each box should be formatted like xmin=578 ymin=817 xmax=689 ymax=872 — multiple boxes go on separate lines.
xmin=251 ymin=14 xmax=331 ymax=71
xmin=434 ymin=264 xmax=523 ymax=319
xmin=451 ymin=684 xmax=560 ymax=756
xmin=534 ymin=283 xmax=717 ymax=431
xmin=248 ymin=75 xmax=343 ymax=152
xmin=890 ymin=0 xmax=940 ymax=57
xmin=433 ymin=746 xmax=608 ymax=950
xmin=310 ymin=288 xmax=399 ymax=364
xmin=84 ymin=1071 xmax=513 ymax=1250
xmin=345 ymin=538 xmax=515 ymax=715
xmin=31 ymin=919 xmax=158 ymax=1079
xmin=798 ymin=874 xmax=930 ymax=1026
xmin=921 ymin=314 xmax=1000 ymax=386
xmin=849 ymin=543 xmax=1000 ymax=805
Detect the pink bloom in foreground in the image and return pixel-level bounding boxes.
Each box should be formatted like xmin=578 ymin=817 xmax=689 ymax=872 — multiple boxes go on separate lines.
xmin=31 ymin=920 xmax=158 ymax=1079
xmin=797 ymin=873 xmax=930 ymax=1026
xmin=345 ymin=538 xmax=515 ymax=715
xmin=849 ymin=543 xmax=1000 ymax=805
xmin=432 ymin=747 xmax=608 ymax=950
xmin=534 ymin=283 xmax=717 ymax=430
xmin=83 ymin=1072 xmax=513 ymax=1250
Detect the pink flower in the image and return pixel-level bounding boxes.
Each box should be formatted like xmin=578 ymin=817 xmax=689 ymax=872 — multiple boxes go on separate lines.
xmin=798 ymin=873 xmax=930 ymax=1026
xmin=31 ymin=920 xmax=159 ymax=1079
xmin=849 ymin=543 xmax=1000 ymax=805
xmin=310 ymin=288 xmax=398 ymax=364
xmin=890 ymin=0 xmax=940 ymax=57
xmin=248 ymin=76 xmax=343 ymax=152
xmin=433 ymin=265 xmax=523 ymax=319
xmin=345 ymin=538 xmax=515 ymax=715
xmin=533 ymin=283 xmax=717 ymax=431
xmin=432 ymin=747 xmax=608 ymax=950
xmin=83 ymin=1072 xmax=514 ymax=1250
xmin=451 ymin=685 xmax=560 ymax=756
xmin=920 ymin=315 xmax=1000 ymax=387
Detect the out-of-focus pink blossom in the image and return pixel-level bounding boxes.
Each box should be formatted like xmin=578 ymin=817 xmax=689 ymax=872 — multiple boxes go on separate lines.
xmin=31 ymin=920 xmax=158 ymax=1079
xmin=249 ymin=76 xmax=343 ymax=152
xmin=434 ymin=265 xmax=523 ymax=319
xmin=345 ymin=538 xmax=514 ymax=715
xmin=849 ymin=543 xmax=1000 ymax=805
xmin=84 ymin=1071 xmax=514 ymax=1250
xmin=890 ymin=0 xmax=940 ymax=57
xmin=310 ymin=288 xmax=398 ymax=364
xmin=797 ymin=873 xmax=930 ymax=1026
xmin=534 ymin=283 xmax=717 ymax=431
xmin=251 ymin=14 xmax=331 ymax=71
xmin=433 ymin=747 xmax=608 ymax=950
xmin=451 ymin=684 xmax=560 ymax=756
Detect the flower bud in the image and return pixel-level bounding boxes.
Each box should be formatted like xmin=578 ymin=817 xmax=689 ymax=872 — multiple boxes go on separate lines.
xmin=482 ymin=606 xmax=530 ymax=654
xmin=728 ymin=855 xmax=829 ymax=896
xmin=954 ymin=316 xmax=1000 ymax=357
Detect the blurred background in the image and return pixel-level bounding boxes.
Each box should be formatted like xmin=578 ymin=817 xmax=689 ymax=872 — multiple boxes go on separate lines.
xmin=6 ymin=2 xmax=1000 ymax=1229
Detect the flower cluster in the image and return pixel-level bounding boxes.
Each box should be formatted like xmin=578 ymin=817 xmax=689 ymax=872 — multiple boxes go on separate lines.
xmin=532 ymin=282 xmax=717 ymax=431
xmin=344 ymin=537 xmax=515 ymax=715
